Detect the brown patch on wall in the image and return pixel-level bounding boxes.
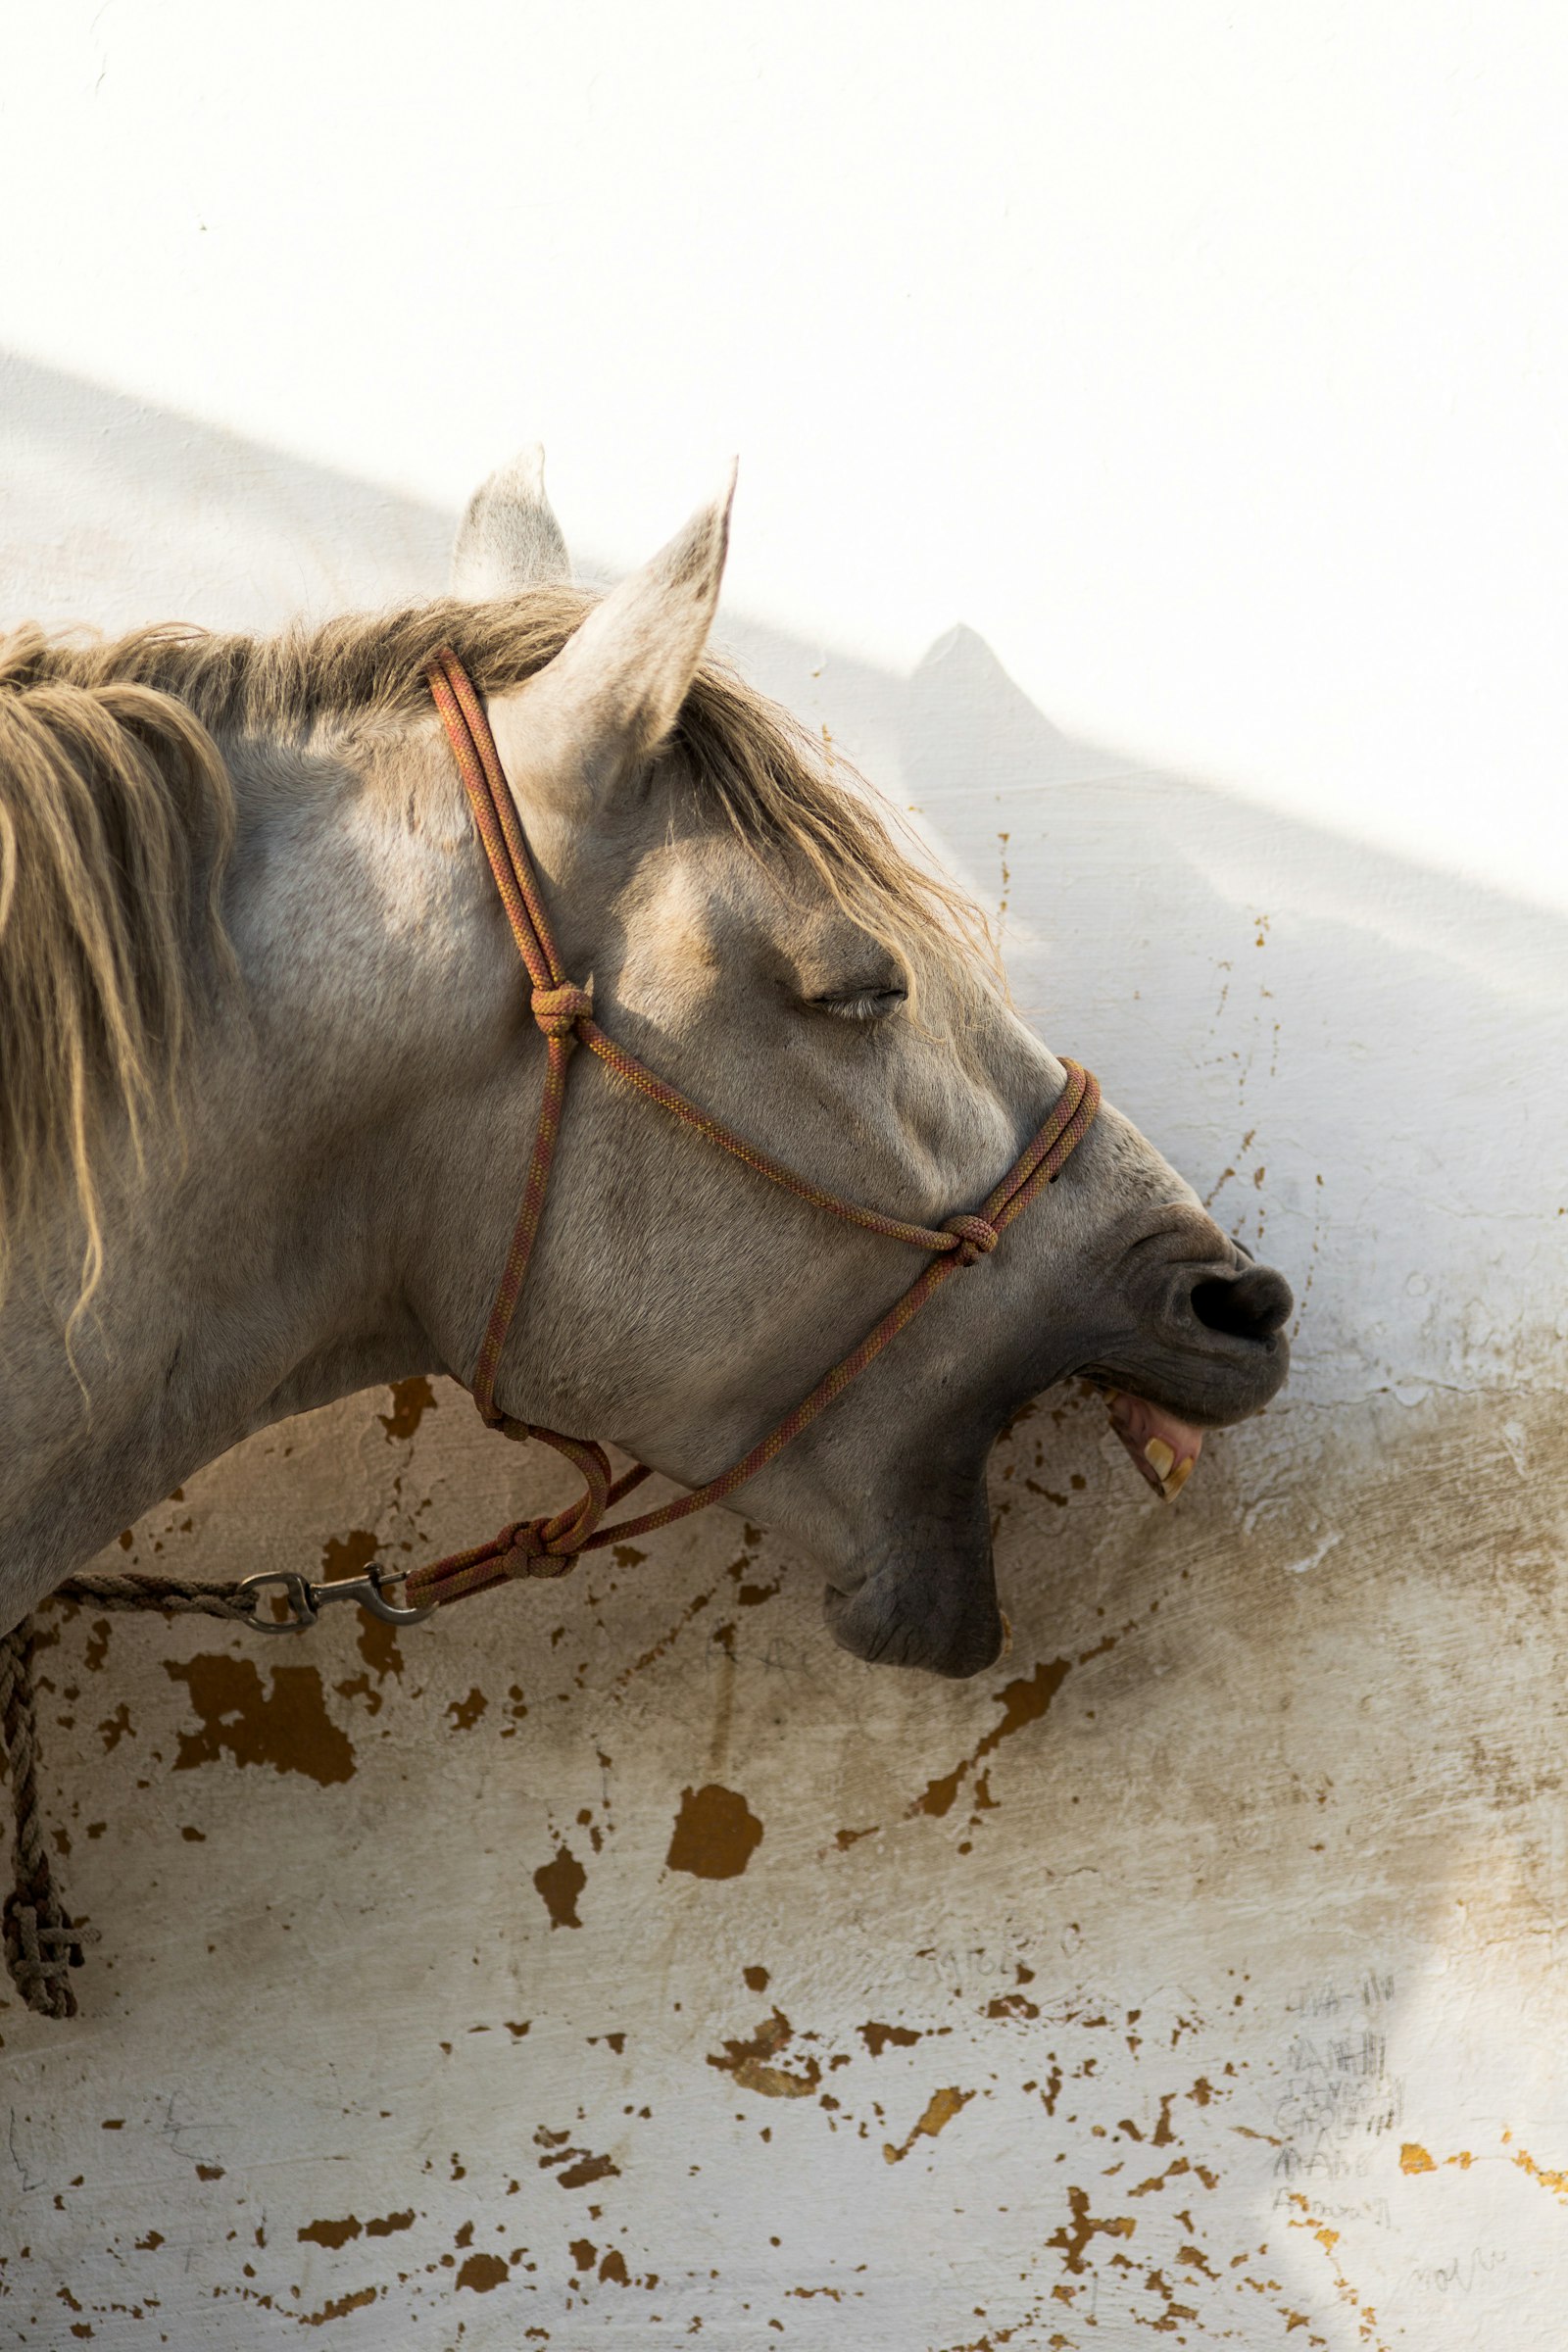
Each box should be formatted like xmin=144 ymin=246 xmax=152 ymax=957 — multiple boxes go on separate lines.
xmin=1129 ymin=2156 xmax=1192 ymax=2198
xmin=320 ymin=1529 xmax=379 ymax=1583
xmin=379 ymin=1377 xmax=436 ymax=1442
xmin=859 ymin=2021 xmax=921 ymax=2057
xmin=455 ymin=2252 xmax=509 ymax=2291
xmin=1049 ymin=2184 xmax=1137 ymax=2273
xmin=533 ymin=1841 xmax=586 ymax=1929
xmin=709 ymin=2010 xmax=821 ymax=2098
xmin=908 ymin=1656 xmax=1071 ymax=1819
xmin=357 ymin=1612 xmax=404 ymax=1681
xmin=882 ymin=2084 xmax=973 ymax=2162
xmin=558 ymin=2153 xmax=617 ymax=2189
xmin=298 ymin=2217 xmax=361 ymax=2249
xmin=364 ymin=2209 xmax=416 ymax=2236
xmin=665 ymin=1783 xmax=763 ymax=1879
xmin=164 ymin=1656 xmax=356 ymax=1786
xmin=534 ymin=2129 xmax=623 ymax=2192
xmin=447 ymin=1688 xmax=488 ymax=1730
xmin=1505 ymin=2133 xmax=1568 ymax=2201
xmin=98 ymin=1701 xmax=133 ymax=1753
xmin=300 ymin=2286 xmax=377 ymax=2326
xmin=737 ymin=2058 xmax=818 ymax=2099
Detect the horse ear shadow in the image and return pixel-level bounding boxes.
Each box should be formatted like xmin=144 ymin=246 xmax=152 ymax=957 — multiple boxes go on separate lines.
xmin=901 ymin=623 xmax=1116 ymax=799
xmin=451 ymin=445 xmax=572 ymax=598
xmin=822 ymin=1552 xmax=1005 ymax=1680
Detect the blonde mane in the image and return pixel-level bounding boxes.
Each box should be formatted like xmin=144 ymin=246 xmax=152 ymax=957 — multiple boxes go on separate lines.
xmin=0 ymin=591 xmax=996 ymax=1309
xmin=0 ymin=629 xmax=236 ymax=1315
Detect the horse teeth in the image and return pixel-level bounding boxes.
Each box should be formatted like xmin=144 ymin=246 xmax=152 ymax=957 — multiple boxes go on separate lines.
xmin=1160 ymin=1454 xmax=1196 ymax=1501
xmin=1143 ymin=1437 xmax=1176 ymax=1483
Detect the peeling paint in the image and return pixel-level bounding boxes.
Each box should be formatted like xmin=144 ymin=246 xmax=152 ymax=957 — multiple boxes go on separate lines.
xmin=1047 ymin=2183 xmax=1137 ymax=2273
xmin=909 ymin=1657 xmax=1071 ymax=1818
xmin=455 ymin=2251 xmax=509 ymax=2291
xmin=297 ymin=2216 xmax=362 ymax=2249
xmin=533 ymin=1841 xmax=586 ymax=1929
xmin=319 ymin=1528 xmax=378 ymax=1584
xmin=708 ymin=2010 xmax=821 ymax=2098
xmin=163 ymin=1655 xmax=355 ymax=1785
xmin=882 ymin=2086 xmax=973 ymax=2163
xmin=665 ymin=1783 xmax=763 ymax=1879
xmin=378 ymin=1377 xmax=436 ymax=1442
xmin=1506 ymin=2134 xmax=1568 ymax=2203
xmin=859 ymin=2021 xmax=921 ymax=2057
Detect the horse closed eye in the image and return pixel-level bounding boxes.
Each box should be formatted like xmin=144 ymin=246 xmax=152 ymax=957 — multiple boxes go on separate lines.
xmin=809 ymin=985 xmax=907 ymax=1022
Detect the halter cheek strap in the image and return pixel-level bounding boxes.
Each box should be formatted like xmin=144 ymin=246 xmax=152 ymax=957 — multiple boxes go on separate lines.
xmin=402 ymin=648 xmax=1101 ymax=1612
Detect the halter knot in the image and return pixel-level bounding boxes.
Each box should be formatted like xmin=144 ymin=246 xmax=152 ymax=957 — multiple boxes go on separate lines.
xmin=530 ymin=982 xmax=593 ymax=1038
xmin=943 ymin=1213 xmax=1000 ymax=1265
xmin=501 ymin=1520 xmax=578 ymax=1579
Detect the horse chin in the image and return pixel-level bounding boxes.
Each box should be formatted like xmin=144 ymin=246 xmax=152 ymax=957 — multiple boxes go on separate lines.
xmin=822 ymin=1540 xmax=1004 ymax=1680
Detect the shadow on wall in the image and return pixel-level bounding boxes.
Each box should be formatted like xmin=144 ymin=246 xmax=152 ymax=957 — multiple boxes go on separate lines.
xmin=5 ymin=344 xmax=1561 ymax=1418
xmin=0 ymin=346 xmax=453 ymax=623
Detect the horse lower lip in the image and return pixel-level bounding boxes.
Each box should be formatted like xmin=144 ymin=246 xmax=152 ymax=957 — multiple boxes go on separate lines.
xmin=1106 ymin=1392 xmax=1204 ymax=1500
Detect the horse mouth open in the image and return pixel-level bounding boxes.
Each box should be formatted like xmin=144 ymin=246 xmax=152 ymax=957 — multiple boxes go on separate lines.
xmin=820 ymin=1248 xmax=1294 ymax=1680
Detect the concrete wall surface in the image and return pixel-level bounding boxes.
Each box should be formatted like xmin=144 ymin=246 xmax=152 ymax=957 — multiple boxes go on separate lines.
xmin=2 ymin=9 xmax=1567 ymax=2347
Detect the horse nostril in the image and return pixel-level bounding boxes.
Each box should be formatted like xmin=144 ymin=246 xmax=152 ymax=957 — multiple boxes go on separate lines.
xmin=1190 ymin=1265 xmax=1294 ymax=1341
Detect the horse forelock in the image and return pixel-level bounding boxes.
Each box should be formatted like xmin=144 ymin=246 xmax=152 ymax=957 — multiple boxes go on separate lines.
xmin=0 ymin=589 xmax=1000 ymax=1311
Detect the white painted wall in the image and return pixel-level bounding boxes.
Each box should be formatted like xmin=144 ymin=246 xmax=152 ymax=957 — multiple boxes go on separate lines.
xmin=2 ymin=8 xmax=1566 ymax=2347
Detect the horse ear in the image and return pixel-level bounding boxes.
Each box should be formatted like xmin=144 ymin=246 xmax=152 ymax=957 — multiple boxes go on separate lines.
xmin=451 ymin=446 xmax=571 ymax=596
xmin=487 ymin=464 xmax=736 ymax=824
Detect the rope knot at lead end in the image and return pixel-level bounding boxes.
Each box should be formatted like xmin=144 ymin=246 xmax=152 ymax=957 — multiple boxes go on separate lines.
xmin=501 ymin=1520 xmax=580 ymax=1581
xmin=530 ymin=982 xmax=593 ymax=1039
xmin=943 ymin=1213 xmax=1000 ymax=1265
xmin=3 ymin=1893 xmax=99 ymax=2019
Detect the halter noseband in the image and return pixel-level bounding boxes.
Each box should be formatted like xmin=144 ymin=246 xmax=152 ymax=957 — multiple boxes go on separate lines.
xmin=401 ymin=649 xmax=1100 ymax=1613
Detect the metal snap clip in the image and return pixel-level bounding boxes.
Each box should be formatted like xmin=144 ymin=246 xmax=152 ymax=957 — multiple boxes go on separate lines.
xmin=236 ymin=1564 xmax=434 ymax=1634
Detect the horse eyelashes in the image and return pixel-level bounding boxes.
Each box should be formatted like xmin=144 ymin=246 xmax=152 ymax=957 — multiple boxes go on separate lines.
xmin=811 ymin=986 xmax=907 ymax=1022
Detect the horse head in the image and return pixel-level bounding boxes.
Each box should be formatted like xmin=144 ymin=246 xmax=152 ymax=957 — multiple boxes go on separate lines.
xmin=399 ymin=457 xmax=1291 ymax=1674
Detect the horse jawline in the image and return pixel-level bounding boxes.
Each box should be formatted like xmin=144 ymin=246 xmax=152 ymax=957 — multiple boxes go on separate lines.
xmin=821 ymin=1540 xmax=1004 ymax=1680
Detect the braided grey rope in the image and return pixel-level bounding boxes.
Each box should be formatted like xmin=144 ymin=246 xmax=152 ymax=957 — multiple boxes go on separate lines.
xmin=2 ymin=1578 xmax=255 ymax=2018
xmin=54 ymin=1573 xmax=255 ymax=1622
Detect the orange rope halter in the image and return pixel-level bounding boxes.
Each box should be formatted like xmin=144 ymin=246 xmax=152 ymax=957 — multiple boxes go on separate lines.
xmin=403 ymin=649 xmax=1101 ymax=1611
